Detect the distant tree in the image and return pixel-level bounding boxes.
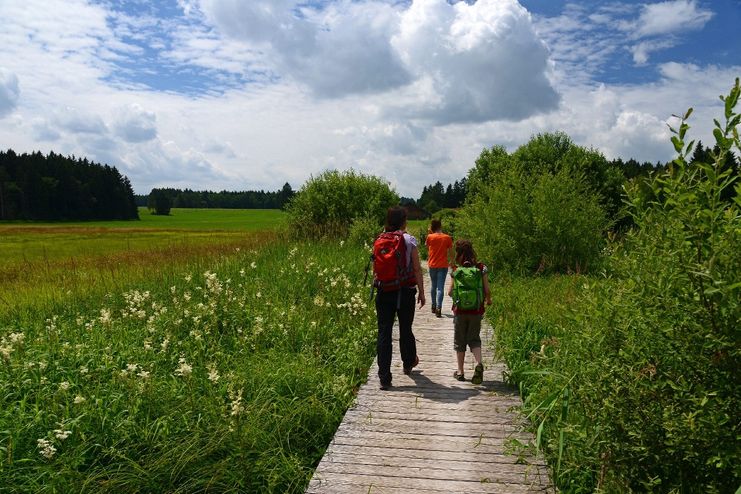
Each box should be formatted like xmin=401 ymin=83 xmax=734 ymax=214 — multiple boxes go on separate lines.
xmin=0 ymin=149 xmax=138 ymax=221
xmin=148 ymin=189 xmax=172 ymax=215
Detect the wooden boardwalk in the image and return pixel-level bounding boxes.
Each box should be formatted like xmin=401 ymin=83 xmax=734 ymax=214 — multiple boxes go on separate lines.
xmin=307 ymin=265 xmax=552 ymax=493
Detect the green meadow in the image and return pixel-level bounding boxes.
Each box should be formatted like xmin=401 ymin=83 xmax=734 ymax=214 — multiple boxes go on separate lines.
xmin=0 ymin=209 xmax=286 ymax=315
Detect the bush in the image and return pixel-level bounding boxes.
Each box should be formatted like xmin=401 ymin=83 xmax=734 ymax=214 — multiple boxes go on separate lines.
xmin=286 ymin=170 xmax=398 ymax=239
xmin=347 ymin=215 xmax=382 ymax=247
xmin=458 ymin=164 xmax=607 ymax=274
xmin=491 ymin=79 xmax=741 ymax=493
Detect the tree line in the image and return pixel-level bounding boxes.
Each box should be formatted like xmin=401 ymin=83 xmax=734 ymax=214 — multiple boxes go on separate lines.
xmin=137 ymin=184 xmax=295 ymax=215
xmin=0 ymin=149 xmax=138 ymax=221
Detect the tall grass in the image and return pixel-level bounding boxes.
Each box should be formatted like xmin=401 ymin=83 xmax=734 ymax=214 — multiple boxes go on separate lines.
xmin=0 ymin=240 xmax=376 ymax=492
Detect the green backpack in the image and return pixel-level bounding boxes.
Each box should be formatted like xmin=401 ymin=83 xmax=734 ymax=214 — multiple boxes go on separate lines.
xmin=452 ymin=265 xmax=483 ymax=311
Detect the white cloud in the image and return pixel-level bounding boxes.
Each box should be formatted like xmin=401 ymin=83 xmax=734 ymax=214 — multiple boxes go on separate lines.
xmin=114 ymin=104 xmax=157 ymax=143
xmin=0 ymin=0 xmax=737 ymax=200
xmin=390 ymin=0 xmax=559 ymax=123
xmin=55 ymin=107 xmax=108 ymax=135
xmin=632 ymin=0 xmax=714 ymax=38
xmin=199 ymin=0 xmax=559 ymax=120
xmin=0 ymin=69 xmax=20 ymax=118
xmin=31 ymin=119 xmax=61 ymax=141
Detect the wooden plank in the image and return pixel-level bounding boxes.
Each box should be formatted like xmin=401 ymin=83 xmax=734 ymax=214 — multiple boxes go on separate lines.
xmin=324 ymin=444 xmax=546 ymax=466
xmin=307 ymin=473 xmax=549 ymax=494
xmin=307 ymin=262 xmax=552 ymax=493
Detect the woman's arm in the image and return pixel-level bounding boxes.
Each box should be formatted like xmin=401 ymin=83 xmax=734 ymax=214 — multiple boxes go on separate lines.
xmin=482 ymin=271 xmax=492 ymax=305
xmin=411 ymin=246 xmax=426 ymax=308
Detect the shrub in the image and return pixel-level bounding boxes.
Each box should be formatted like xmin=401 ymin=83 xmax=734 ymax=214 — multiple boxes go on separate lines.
xmin=286 ymin=170 xmax=398 ymax=239
xmin=458 ymin=164 xmax=608 ymax=273
xmin=347 ymin=215 xmax=382 ymax=247
xmin=492 ymin=79 xmax=741 ymax=493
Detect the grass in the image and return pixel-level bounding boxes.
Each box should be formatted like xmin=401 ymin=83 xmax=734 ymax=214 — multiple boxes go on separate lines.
xmin=0 ymin=240 xmax=377 ymax=493
xmin=0 ymin=209 xmax=287 ymax=316
xmin=1 ymin=207 xmax=287 ymax=231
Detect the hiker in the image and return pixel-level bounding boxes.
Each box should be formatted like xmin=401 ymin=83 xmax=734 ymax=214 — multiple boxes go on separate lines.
xmin=448 ymin=239 xmax=491 ymax=385
xmin=372 ymin=206 xmax=426 ymax=390
xmin=425 ymin=218 xmax=453 ymax=318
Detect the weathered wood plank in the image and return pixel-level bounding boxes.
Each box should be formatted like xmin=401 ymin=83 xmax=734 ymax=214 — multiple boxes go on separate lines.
xmin=307 ymin=262 xmax=552 ymax=493
xmin=307 ymin=473 xmax=549 ymax=494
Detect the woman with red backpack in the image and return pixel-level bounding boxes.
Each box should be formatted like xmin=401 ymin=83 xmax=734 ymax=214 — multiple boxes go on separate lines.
xmin=372 ymin=206 xmax=426 ymax=390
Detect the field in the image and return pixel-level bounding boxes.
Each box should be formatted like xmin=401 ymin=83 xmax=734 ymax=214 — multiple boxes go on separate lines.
xmin=0 ymin=209 xmax=287 ymax=313
xmin=0 ymin=209 xmax=377 ymax=492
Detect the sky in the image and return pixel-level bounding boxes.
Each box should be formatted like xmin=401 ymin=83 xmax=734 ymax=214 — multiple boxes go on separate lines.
xmin=0 ymin=0 xmax=739 ymax=197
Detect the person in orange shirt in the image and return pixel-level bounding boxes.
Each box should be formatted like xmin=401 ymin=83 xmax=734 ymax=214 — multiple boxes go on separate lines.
xmin=425 ymin=219 xmax=453 ymax=317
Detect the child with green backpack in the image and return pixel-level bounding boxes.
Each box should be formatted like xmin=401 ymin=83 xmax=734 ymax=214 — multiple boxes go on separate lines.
xmin=447 ymin=239 xmax=491 ymax=384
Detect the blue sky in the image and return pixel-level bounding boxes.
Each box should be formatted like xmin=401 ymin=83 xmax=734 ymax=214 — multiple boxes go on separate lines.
xmin=0 ymin=0 xmax=739 ymax=196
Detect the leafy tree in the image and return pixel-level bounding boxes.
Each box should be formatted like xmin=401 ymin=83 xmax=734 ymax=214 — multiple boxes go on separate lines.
xmin=457 ymin=133 xmax=617 ymax=273
xmin=286 ymin=169 xmax=398 ymax=239
xmin=148 ymin=188 xmax=172 ymax=215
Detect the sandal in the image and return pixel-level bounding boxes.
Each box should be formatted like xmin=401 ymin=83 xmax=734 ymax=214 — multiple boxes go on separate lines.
xmin=453 ymin=371 xmax=465 ymax=381
xmin=471 ymin=363 xmax=484 ymax=385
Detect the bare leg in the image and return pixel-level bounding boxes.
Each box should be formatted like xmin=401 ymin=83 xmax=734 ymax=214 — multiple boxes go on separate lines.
xmin=456 ymin=351 xmax=465 ymax=374
xmin=472 ymin=346 xmax=482 ymax=365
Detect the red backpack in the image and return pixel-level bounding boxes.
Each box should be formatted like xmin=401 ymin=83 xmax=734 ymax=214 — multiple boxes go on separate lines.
xmin=371 ymin=231 xmax=416 ymax=291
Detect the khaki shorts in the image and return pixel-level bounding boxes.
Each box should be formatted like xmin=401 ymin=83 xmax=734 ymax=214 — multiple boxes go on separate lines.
xmin=453 ymin=313 xmax=482 ymax=352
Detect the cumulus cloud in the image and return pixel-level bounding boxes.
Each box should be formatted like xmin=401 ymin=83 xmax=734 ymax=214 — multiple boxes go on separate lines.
xmin=391 ymin=0 xmax=559 ymax=123
xmin=198 ymin=0 xmax=559 ymax=122
xmin=114 ymin=103 xmax=157 ymax=142
xmin=0 ymin=69 xmax=20 ymax=118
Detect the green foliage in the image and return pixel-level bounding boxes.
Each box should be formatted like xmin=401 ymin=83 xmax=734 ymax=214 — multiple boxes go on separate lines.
xmin=0 ymin=149 xmax=138 ymax=221
xmin=286 ymin=170 xmax=398 ymax=239
xmin=0 ymin=241 xmax=376 ymax=492
xmin=347 ymin=215 xmax=382 ymax=247
xmin=458 ymin=160 xmax=608 ymax=274
xmin=490 ymin=79 xmax=741 ymax=493
xmin=148 ymin=189 xmax=172 ymax=216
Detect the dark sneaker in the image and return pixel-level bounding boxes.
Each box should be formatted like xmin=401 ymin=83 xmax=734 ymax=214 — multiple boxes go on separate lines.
xmin=453 ymin=371 xmax=465 ymax=381
xmin=431 ymin=305 xmax=437 ymax=314
xmin=436 ymin=308 xmax=442 ymax=318
xmin=471 ymin=363 xmax=484 ymax=385
xmin=403 ymin=355 xmax=419 ymax=375
xmin=379 ymin=380 xmax=391 ymax=390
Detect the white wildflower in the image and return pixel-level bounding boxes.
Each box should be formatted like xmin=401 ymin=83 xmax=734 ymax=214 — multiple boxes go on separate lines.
xmin=99 ymin=309 xmax=112 ymax=325
xmin=175 ymin=357 xmax=192 ymax=377
xmin=207 ymin=365 xmax=220 ymax=384
xmin=73 ymin=395 xmax=86 ymax=404
xmin=54 ymin=429 xmax=72 ymax=441
xmin=229 ymin=388 xmax=245 ymax=417
xmin=9 ymin=332 xmax=24 ymax=345
xmin=250 ymin=262 xmax=257 ymax=269
xmin=137 ymin=370 xmax=150 ymax=380
xmin=37 ymin=438 xmax=56 ymax=459
xmin=59 ymin=381 xmax=70 ymax=391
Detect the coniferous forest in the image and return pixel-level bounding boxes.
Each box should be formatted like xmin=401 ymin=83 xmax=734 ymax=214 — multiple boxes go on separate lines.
xmin=0 ymin=149 xmax=138 ymax=221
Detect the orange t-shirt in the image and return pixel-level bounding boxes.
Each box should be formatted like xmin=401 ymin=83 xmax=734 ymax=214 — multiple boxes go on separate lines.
xmin=425 ymin=232 xmax=453 ymax=268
